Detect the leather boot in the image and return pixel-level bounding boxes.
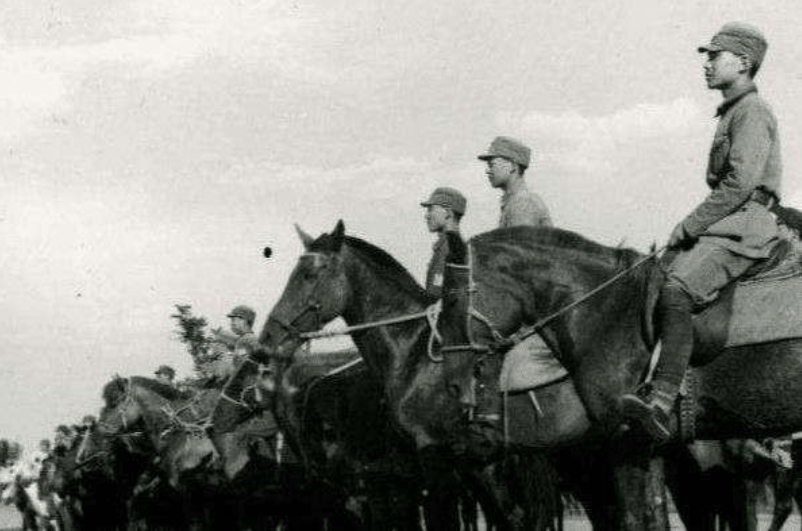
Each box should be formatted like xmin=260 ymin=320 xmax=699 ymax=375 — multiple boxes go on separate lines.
xmin=621 ymin=283 xmax=694 ymax=442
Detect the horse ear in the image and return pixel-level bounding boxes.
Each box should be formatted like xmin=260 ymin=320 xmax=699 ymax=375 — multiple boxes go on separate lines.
xmin=331 ymin=220 xmax=345 ymax=251
xmin=294 ymin=224 xmax=314 ymax=250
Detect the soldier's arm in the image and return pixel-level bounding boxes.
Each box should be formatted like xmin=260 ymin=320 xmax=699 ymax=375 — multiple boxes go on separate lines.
xmin=211 ymin=328 xmax=238 ymax=348
xmin=681 ymin=103 xmax=775 ymax=238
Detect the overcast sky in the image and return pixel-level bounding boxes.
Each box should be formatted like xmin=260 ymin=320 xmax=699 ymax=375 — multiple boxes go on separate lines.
xmin=1 ymin=0 xmax=801 ymax=450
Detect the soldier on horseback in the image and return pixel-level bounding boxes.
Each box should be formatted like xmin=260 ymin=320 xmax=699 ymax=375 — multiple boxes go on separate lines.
xmin=478 ymin=136 xmax=569 ymax=391
xmin=421 ymin=186 xmax=467 ymax=298
xmin=622 ymin=22 xmax=782 ymax=442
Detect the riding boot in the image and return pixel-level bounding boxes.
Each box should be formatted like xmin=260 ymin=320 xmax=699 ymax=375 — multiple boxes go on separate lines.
xmin=621 ymin=283 xmax=694 ymax=442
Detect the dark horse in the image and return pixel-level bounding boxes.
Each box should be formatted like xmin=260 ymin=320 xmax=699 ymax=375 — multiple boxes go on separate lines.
xmin=436 ymin=226 xmax=802 ymax=526
xmin=222 ymin=221 xmax=624 ymax=530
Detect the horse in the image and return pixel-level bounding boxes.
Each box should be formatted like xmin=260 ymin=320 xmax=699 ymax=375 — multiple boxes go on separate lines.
xmin=212 ymin=347 xmax=426 ymax=531
xmin=91 ymin=376 xmax=250 ymax=530
xmin=221 ymin=221 xmax=624 ymax=530
xmin=436 ymin=226 xmax=802 ymax=527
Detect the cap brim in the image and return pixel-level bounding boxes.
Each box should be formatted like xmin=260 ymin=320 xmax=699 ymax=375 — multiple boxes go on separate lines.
xmin=477 ymin=154 xmax=494 ymax=161
xmin=420 ymin=201 xmax=432 ymax=207
xmin=697 ymin=43 xmax=723 ymax=53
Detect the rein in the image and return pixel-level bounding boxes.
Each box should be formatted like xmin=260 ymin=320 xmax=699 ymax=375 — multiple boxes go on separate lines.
xmin=446 ymin=242 xmax=666 ymax=353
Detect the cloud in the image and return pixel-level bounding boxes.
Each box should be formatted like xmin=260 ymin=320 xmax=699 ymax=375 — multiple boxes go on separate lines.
xmin=496 ymin=98 xmax=706 ymax=174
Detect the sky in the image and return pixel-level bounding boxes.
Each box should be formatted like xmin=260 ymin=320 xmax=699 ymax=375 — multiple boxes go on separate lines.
xmin=1 ymin=0 xmax=801 ymax=450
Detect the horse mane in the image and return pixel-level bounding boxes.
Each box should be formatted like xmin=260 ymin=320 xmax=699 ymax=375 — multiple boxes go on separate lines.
xmin=472 ymin=226 xmax=643 ymax=269
xmin=101 ymin=375 xmax=190 ymax=408
xmin=311 ymin=233 xmax=434 ymax=303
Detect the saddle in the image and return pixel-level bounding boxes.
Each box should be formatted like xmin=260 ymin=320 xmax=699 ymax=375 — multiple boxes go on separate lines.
xmin=693 ymin=239 xmax=802 ymax=358
xmin=643 ymin=239 xmax=802 ymax=363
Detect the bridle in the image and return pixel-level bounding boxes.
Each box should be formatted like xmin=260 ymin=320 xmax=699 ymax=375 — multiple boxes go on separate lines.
xmin=439 ymin=242 xmax=505 ymax=358
xmin=264 ymin=252 xmax=329 ymax=350
xmin=266 ymin=251 xmax=447 ymax=362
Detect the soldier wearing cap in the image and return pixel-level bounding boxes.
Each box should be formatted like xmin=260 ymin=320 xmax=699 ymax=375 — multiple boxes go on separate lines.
xmin=154 ymin=365 xmax=176 ymax=386
xmin=622 ymin=22 xmax=783 ymax=442
xmin=478 ymin=136 xmax=552 ymax=229
xmin=420 ymin=187 xmax=467 ymax=297
xmin=227 ymin=305 xmax=259 ymax=357
xmin=477 ymin=136 xmax=568 ymax=392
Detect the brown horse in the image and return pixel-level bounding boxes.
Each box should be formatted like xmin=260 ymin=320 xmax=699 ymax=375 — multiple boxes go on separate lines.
xmin=437 ymin=226 xmax=802 ymax=528
xmin=233 ymin=221 xmax=632 ymax=530
xmin=438 ymin=226 xmax=802 ymax=442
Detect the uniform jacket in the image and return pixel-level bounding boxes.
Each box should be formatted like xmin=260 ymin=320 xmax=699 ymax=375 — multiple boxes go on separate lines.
xmin=425 ymin=232 xmax=451 ymax=298
xmin=235 ymin=332 xmax=259 ymax=356
xmin=499 ymin=184 xmax=552 ymax=228
xmin=681 ymin=83 xmax=781 ymax=258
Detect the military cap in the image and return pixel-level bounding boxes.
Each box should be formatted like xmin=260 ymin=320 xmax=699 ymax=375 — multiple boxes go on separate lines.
xmin=420 ymin=187 xmax=467 ymax=215
xmin=154 ymin=365 xmax=176 ymax=379
xmin=478 ymin=136 xmax=532 ymax=168
xmin=227 ymin=305 xmax=256 ymax=325
xmin=698 ymin=22 xmax=768 ymax=70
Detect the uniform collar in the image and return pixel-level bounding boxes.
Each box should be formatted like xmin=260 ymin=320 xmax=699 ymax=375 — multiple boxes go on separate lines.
xmin=716 ymin=82 xmax=757 ymax=117
xmin=501 ymin=181 xmax=529 ymax=203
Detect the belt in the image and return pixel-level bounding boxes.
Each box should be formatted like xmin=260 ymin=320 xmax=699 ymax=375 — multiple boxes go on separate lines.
xmin=750 ymin=188 xmax=776 ymax=207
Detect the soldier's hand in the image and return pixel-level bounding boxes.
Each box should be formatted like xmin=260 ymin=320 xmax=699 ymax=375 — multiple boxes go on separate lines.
xmin=668 ymin=224 xmax=691 ymax=249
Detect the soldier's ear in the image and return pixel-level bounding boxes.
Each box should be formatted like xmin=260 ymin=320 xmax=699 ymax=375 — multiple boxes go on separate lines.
xmin=738 ymin=55 xmax=753 ymax=75
xmin=294 ymin=224 xmax=314 ymax=250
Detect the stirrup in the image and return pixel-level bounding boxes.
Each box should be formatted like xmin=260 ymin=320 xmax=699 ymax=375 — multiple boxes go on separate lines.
xmin=620 ymin=393 xmax=671 ymax=442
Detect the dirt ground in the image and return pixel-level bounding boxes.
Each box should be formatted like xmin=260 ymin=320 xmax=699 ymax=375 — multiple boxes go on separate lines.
xmin=1 ymin=504 xmax=799 ymax=530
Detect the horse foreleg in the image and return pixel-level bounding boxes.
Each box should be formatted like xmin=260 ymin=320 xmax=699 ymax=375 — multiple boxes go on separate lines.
xmin=612 ymin=454 xmax=670 ymax=531
xmin=768 ymin=468 xmax=794 ymax=531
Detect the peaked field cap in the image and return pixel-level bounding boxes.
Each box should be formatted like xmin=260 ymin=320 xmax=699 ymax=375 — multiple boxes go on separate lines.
xmin=227 ymin=304 xmax=256 ymax=323
xmin=698 ymin=22 xmax=767 ymax=67
xmin=155 ymin=365 xmax=175 ymax=378
xmin=477 ymin=136 xmax=531 ymax=168
xmin=420 ymin=186 xmax=467 ymax=215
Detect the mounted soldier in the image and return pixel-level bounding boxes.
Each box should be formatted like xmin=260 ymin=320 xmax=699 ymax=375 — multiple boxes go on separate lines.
xmin=478 ymin=136 xmax=569 ymax=396
xmin=421 ymin=186 xmax=467 ymax=298
xmin=622 ymin=22 xmax=782 ymax=442
xmin=154 ymin=365 xmax=176 ymax=387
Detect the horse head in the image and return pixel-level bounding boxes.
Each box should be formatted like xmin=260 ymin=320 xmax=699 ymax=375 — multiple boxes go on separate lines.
xmin=437 ymin=231 xmax=507 ymax=412
xmin=258 ymin=220 xmax=350 ymax=361
xmin=98 ymin=376 xmax=143 ymax=436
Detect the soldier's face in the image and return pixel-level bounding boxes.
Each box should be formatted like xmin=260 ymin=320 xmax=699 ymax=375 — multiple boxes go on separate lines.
xmin=704 ymin=50 xmax=747 ymax=89
xmin=230 ymin=316 xmax=250 ymax=335
xmin=425 ymin=205 xmax=449 ymax=232
xmin=485 ymin=157 xmax=515 ymax=188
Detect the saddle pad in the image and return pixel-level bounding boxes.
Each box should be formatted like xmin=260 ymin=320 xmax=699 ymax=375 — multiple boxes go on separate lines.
xmin=499 ymin=335 xmax=569 ymax=392
xmin=726 ymin=273 xmax=802 ymax=347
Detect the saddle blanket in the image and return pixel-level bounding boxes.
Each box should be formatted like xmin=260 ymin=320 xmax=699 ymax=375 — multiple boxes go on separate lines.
xmin=726 ymin=272 xmax=802 ymax=347
xmin=499 ymin=334 xmax=568 ymax=392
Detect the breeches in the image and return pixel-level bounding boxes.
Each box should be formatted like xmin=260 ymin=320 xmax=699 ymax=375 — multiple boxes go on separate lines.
xmin=667 ymin=240 xmax=758 ymax=307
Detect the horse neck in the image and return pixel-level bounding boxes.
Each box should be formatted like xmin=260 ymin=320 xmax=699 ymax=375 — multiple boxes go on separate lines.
xmin=340 ymin=248 xmax=430 ymax=386
xmin=477 ymin=241 xmax=653 ymax=368
xmin=131 ymin=384 xmax=176 ymax=443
